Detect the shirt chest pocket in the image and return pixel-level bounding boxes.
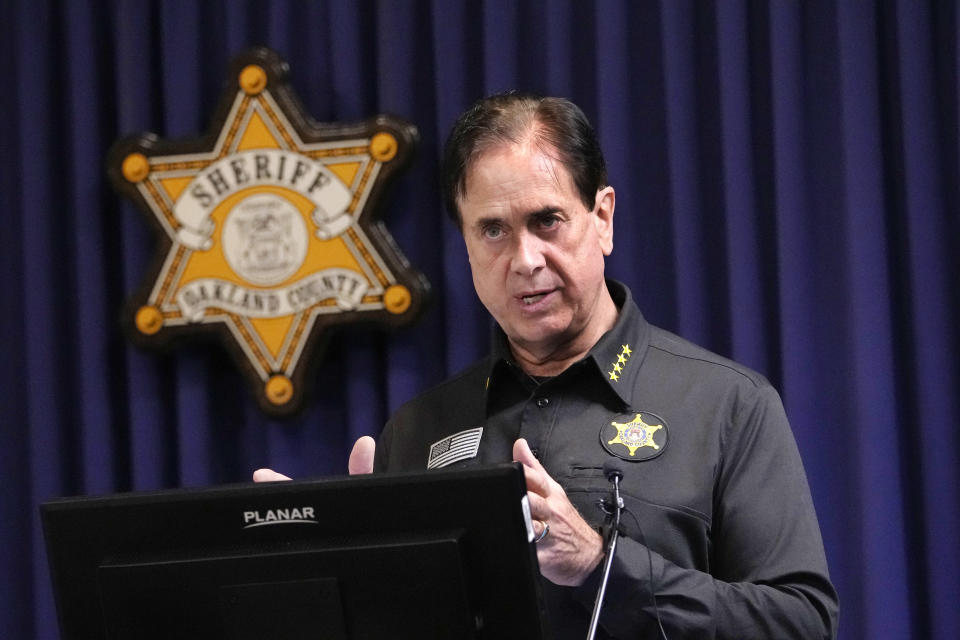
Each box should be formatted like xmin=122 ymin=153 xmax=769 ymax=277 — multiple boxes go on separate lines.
xmin=562 ymin=462 xmax=714 ymax=567
xmin=563 ymin=461 xmax=713 ymax=522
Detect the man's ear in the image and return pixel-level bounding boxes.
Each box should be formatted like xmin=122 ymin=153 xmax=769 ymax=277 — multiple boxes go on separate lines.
xmin=593 ymin=186 xmax=615 ymax=255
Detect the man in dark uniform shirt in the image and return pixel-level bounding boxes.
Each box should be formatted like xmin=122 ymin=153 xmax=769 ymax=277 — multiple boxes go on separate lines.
xmin=258 ymin=92 xmax=838 ymax=638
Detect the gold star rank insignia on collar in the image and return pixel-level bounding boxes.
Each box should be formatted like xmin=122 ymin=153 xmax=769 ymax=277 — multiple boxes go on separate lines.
xmin=600 ymin=411 xmax=669 ymax=461
xmin=108 ymin=47 xmax=428 ymax=416
xmin=607 ymin=344 xmax=633 ymax=381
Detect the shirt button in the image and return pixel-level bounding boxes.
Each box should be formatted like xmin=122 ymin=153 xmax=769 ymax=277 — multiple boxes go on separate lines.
xmin=536 ymin=397 xmax=550 ymax=408
xmin=531 ymin=448 xmax=540 ymax=459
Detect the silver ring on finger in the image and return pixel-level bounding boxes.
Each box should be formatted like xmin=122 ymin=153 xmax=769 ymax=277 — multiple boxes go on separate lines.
xmin=533 ymin=520 xmax=550 ymax=543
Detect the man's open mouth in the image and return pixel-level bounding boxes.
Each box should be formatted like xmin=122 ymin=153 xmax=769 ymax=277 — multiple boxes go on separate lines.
xmin=521 ymin=292 xmax=550 ymax=305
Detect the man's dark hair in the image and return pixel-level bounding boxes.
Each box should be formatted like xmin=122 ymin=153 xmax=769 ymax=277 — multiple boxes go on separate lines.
xmin=440 ymin=92 xmax=608 ymax=227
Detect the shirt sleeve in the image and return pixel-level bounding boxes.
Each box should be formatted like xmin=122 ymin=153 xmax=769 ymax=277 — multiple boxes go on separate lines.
xmin=573 ymin=384 xmax=839 ymax=639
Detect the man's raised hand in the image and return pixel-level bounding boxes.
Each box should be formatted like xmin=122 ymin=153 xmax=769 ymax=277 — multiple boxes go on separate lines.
xmin=513 ymin=438 xmax=604 ymax=586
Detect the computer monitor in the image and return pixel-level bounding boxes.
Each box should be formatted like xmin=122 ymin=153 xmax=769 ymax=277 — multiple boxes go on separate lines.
xmin=41 ymin=463 xmax=549 ymax=639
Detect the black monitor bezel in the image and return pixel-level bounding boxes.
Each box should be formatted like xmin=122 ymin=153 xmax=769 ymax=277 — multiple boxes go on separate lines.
xmin=41 ymin=463 xmax=548 ymax=639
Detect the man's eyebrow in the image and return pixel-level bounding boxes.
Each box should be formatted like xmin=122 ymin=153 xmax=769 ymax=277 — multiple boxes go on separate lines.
xmin=471 ymin=207 xmax=563 ymax=229
xmin=472 ymin=215 xmax=503 ymax=229
xmin=527 ymin=206 xmax=563 ymax=219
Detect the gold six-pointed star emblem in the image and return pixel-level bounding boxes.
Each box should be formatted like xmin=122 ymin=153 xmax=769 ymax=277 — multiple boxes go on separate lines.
xmin=608 ymin=413 xmax=663 ymax=457
xmin=109 ymin=48 xmax=428 ymax=416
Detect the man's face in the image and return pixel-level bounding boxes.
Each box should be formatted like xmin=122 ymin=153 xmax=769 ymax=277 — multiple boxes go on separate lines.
xmin=459 ymin=142 xmax=615 ymax=360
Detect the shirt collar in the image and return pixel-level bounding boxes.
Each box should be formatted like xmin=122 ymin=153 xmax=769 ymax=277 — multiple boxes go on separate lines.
xmin=585 ymin=279 xmax=650 ymax=408
xmin=484 ymin=279 xmax=651 ymax=408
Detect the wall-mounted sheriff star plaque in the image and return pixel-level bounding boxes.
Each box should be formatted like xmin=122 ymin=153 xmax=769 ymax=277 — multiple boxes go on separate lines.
xmin=108 ymin=47 xmax=429 ymax=416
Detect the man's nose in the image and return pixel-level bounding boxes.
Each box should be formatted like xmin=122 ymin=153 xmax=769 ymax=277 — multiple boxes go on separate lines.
xmin=511 ymin=231 xmax=546 ymax=275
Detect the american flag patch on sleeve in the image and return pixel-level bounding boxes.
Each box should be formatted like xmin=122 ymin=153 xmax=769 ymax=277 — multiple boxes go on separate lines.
xmin=427 ymin=427 xmax=484 ymax=469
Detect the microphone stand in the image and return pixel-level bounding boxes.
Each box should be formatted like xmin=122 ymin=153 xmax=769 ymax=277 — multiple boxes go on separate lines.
xmin=586 ymin=470 xmax=623 ymax=640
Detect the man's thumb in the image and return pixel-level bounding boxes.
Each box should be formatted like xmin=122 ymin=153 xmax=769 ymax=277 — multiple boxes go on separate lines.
xmin=348 ymin=436 xmax=376 ymax=475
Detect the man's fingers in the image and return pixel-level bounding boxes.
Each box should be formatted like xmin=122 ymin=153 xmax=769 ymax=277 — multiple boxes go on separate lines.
xmin=252 ymin=468 xmax=292 ymax=482
xmin=525 ymin=488 xmax=549 ymax=516
xmin=513 ymin=438 xmax=540 ymax=468
xmin=348 ymin=436 xmax=376 ymax=475
xmin=513 ymin=438 xmax=552 ymax=496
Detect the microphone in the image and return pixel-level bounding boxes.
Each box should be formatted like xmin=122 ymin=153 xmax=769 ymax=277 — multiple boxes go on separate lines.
xmin=592 ymin=459 xmax=671 ymax=640
xmin=602 ymin=458 xmax=624 ymax=481
xmin=586 ymin=459 xmax=625 ymax=640
xmin=602 ymin=459 xmax=625 ymax=508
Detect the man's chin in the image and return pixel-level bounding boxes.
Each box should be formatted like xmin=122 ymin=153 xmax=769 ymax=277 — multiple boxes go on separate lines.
xmin=505 ymin=322 xmax=571 ymax=354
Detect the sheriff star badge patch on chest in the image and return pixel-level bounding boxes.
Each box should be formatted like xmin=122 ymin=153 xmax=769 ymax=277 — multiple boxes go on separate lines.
xmin=600 ymin=411 xmax=669 ymax=461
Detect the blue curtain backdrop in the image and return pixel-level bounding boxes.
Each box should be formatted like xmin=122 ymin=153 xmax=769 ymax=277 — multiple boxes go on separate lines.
xmin=1 ymin=1 xmax=958 ymax=638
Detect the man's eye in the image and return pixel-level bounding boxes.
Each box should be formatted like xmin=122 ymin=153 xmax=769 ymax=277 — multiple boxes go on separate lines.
xmin=537 ymin=215 xmax=560 ymax=229
xmin=482 ymin=225 xmax=503 ymax=239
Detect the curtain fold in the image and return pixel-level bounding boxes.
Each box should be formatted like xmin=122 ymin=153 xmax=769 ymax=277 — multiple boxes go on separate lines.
xmin=2 ymin=1 xmax=958 ymax=638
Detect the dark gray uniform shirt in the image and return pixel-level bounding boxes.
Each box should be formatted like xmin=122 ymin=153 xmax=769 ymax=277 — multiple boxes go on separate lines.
xmin=375 ymin=281 xmax=838 ymax=639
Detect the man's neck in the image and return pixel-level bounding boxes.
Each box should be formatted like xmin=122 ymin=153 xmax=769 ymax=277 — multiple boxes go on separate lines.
xmin=508 ymin=287 xmax=619 ymax=377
